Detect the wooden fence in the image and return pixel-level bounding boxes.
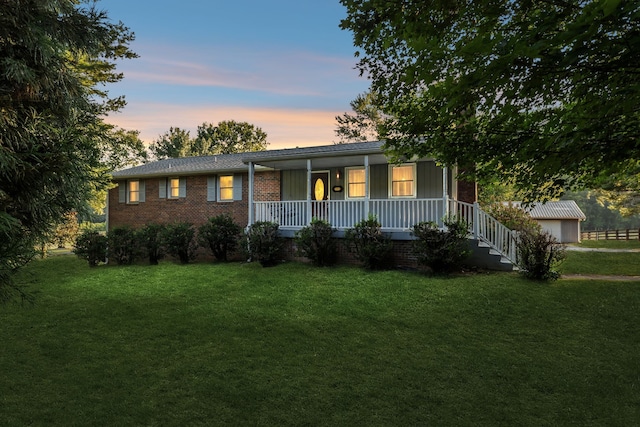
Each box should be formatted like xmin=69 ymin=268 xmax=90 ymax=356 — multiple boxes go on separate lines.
xmin=581 ymin=229 xmax=640 ymax=241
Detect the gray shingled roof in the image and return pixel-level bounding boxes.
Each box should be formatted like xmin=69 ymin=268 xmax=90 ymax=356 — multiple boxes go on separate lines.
xmin=112 ymin=141 xmax=388 ymax=179
xmin=241 ymin=141 xmax=385 ymax=163
xmin=510 ymin=201 xmax=586 ymax=220
xmin=112 ymin=153 xmax=247 ymax=179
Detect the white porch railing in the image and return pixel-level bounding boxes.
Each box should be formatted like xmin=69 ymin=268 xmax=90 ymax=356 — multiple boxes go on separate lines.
xmin=450 ymin=200 xmax=518 ymax=264
xmin=254 ymin=199 xmax=446 ymax=230
xmin=253 ymin=198 xmax=518 ymax=264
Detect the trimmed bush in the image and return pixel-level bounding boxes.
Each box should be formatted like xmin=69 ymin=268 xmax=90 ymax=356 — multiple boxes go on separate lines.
xmin=162 ymin=222 xmax=197 ymax=264
xmin=137 ymin=223 xmax=166 ymax=265
xmin=412 ymin=216 xmax=471 ymax=274
xmin=107 ymin=227 xmax=138 ymax=265
xmin=344 ymin=214 xmax=393 ymax=270
xmin=517 ymin=229 xmax=566 ymax=281
xmin=73 ymin=230 xmax=107 ymax=267
xmin=294 ymin=218 xmax=337 ymax=267
xmin=198 ymin=214 xmax=241 ymax=261
xmin=244 ymin=221 xmax=283 ymax=267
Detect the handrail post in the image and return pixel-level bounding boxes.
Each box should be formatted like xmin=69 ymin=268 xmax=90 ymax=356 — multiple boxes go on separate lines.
xmin=473 ymin=202 xmax=480 ymax=239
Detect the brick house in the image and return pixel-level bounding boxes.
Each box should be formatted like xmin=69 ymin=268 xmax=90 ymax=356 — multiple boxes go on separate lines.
xmin=109 ymin=141 xmax=515 ymax=269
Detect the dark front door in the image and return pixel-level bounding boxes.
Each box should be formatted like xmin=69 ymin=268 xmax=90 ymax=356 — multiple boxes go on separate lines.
xmin=311 ymin=172 xmax=329 ymax=201
xmin=311 ymin=172 xmax=329 ymax=221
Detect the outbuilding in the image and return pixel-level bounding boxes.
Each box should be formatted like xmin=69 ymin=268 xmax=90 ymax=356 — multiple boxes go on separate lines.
xmin=511 ymin=200 xmax=586 ymax=243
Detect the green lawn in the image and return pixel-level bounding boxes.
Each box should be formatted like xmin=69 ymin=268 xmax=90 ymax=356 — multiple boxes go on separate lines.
xmin=574 ymin=239 xmax=640 ymax=249
xmin=561 ymin=251 xmax=640 ymax=275
xmin=2 ymin=256 xmax=640 ymax=426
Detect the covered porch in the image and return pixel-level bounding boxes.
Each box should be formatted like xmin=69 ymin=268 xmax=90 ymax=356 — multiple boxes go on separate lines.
xmin=242 ymin=142 xmax=517 ymax=264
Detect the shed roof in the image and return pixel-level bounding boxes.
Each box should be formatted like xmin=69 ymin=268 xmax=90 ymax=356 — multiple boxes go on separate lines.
xmin=510 ymin=200 xmax=586 ymax=220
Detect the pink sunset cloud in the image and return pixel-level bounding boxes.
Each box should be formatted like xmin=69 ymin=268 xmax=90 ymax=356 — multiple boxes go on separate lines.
xmin=105 ymin=103 xmax=345 ymax=149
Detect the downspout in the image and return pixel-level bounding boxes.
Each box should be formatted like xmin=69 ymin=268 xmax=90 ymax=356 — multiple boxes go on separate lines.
xmin=364 ymin=155 xmax=370 ymax=219
xmin=248 ymin=161 xmax=255 ymax=227
xmin=442 ymin=166 xmax=449 ymax=226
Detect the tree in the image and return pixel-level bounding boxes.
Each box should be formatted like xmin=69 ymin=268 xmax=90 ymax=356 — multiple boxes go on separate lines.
xmin=193 ymin=120 xmax=268 ymax=155
xmin=340 ymin=0 xmax=640 ymax=201
xmin=148 ymin=127 xmax=193 ymax=160
xmin=334 ymin=91 xmax=386 ymax=143
xmin=0 ymin=0 xmax=136 ymax=301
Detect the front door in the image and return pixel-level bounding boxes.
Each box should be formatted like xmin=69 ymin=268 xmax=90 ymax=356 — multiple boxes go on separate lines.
xmin=311 ymin=172 xmax=329 ymax=201
xmin=311 ymin=171 xmax=329 ymax=221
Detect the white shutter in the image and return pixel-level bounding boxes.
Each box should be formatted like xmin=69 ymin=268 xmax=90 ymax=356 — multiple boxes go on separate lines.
xmin=207 ymin=176 xmax=216 ymax=201
xmin=233 ymin=174 xmax=242 ymax=201
xmin=159 ymin=178 xmax=167 ymax=199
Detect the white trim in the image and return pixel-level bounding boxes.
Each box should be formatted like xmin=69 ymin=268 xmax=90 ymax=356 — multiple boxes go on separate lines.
xmin=127 ymin=179 xmax=140 ymax=204
xmin=388 ymin=163 xmax=417 ymax=199
xmin=344 ymin=166 xmax=367 ymax=200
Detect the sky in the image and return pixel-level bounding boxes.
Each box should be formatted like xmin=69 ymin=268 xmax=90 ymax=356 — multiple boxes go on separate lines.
xmin=98 ymin=0 xmax=370 ymax=149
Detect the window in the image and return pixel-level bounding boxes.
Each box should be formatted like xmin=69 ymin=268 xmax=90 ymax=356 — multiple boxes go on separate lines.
xmin=389 ymin=164 xmax=416 ymax=198
xmin=219 ymin=175 xmax=233 ymax=201
xmin=346 ymin=167 xmax=366 ymax=198
xmin=169 ymin=178 xmax=180 ymax=199
xmin=128 ymin=180 xmax=140 ymax=203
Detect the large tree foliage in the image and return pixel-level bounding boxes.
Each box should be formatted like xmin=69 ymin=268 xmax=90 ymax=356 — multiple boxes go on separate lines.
xmin=334 ymin=91 xmax=386 ymax=143
xmin=149 ymin=121 xmax=268 ymax=160
xmin=193 ymin=120 xmax=268 ymax=155
xmin=340 ymin=0 xmax=640 ymax=201
xmin=0 ymin=0 xmax=136 ymax=301
xmin=149 ymin=127 xmax=193 ymax=160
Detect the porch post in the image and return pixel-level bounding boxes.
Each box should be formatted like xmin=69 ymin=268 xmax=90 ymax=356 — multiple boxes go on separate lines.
xmin=442 ymin=166 xmax=449 ymax=222
xmin=306 ymin=159 xmax=312 ymax=224
xmin=248 ymin=161 xmax=255 ymax=226
xmin=364 ymin=155 xmax=370 ymax=219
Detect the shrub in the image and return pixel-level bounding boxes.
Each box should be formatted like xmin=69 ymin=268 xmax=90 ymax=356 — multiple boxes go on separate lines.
xmin=294 ymin=218 xmax=337 ymax=266
xmin=162 ymin=222 xmax=197 ymax=264
xmin=73 ymin=230 xmax=107 ymax=267
xmin=198 ymin=214 xmax=241 ymax=261
xmin=344 ymin=214 xmax=393 ymax=270
xmin=517 ymin=229 xmax=566 ymax=281
xmin=412 ymin=216 xmax=471 ymax=274
xmin=137 ymin=223 xmax=166 ymax=265
xmin=107 ymin=227 xmax=138 ymax=265
xmin=244 ymin=221 xmax=283 ymax=267
xmin=485 ymin=202 xmax=541 ymax=233
xmin=52 ymin=211 xmax=79 ymax=248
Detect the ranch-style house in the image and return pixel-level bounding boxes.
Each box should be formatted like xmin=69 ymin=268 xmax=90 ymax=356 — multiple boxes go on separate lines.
xmin=108 ymin=141 xmax=516 ymax=269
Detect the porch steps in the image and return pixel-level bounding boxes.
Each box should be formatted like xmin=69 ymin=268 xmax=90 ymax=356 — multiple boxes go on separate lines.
xmin=466 ymin=239 xmax=515 ymax=272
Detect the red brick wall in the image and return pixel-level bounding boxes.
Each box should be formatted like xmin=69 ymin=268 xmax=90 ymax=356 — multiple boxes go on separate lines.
xmin=108 ymin=170 xmax=280 ymax=231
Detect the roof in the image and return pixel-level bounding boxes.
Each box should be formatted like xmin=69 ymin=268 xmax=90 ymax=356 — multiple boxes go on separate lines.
xmin=112 ymin=141 xmax=389 ymax=179
xmin=510 ymin=200 xmax=586 ymax=220
xmin=242 ymin=141 xmax=385 ymax=163
xmin=112 ymin=153 xmax=247 ymax=179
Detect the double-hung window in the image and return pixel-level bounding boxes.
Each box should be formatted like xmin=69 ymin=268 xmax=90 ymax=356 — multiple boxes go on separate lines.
xmin=389 ymin=163 xmax=416 ymax=198
xmin=169 ymin=178 xmax=180 ymax=199
xmin=128 ymin=180 xmax=140 ymax=203
xmin=346 ymin=167 xmax=366 ymax=199
xmin=219 ymin=175 xmax=234 ymax=201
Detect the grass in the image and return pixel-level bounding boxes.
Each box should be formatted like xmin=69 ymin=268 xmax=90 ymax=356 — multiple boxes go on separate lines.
xmin=574 ymin=239 xmax=640 ymax=249
xmin=561 ymin=251 xmax=640 ymax=275
xmin=2 ymin=256 xmax=640 ymax=425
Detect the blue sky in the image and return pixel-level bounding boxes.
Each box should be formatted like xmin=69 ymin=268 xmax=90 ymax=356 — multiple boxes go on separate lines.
xmin=99 ymin=0 xmax=370 ymax=149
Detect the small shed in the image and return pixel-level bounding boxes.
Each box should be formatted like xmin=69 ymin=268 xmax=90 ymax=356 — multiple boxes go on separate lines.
xmin=511 ymin=200 xmax=587 ymax=243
